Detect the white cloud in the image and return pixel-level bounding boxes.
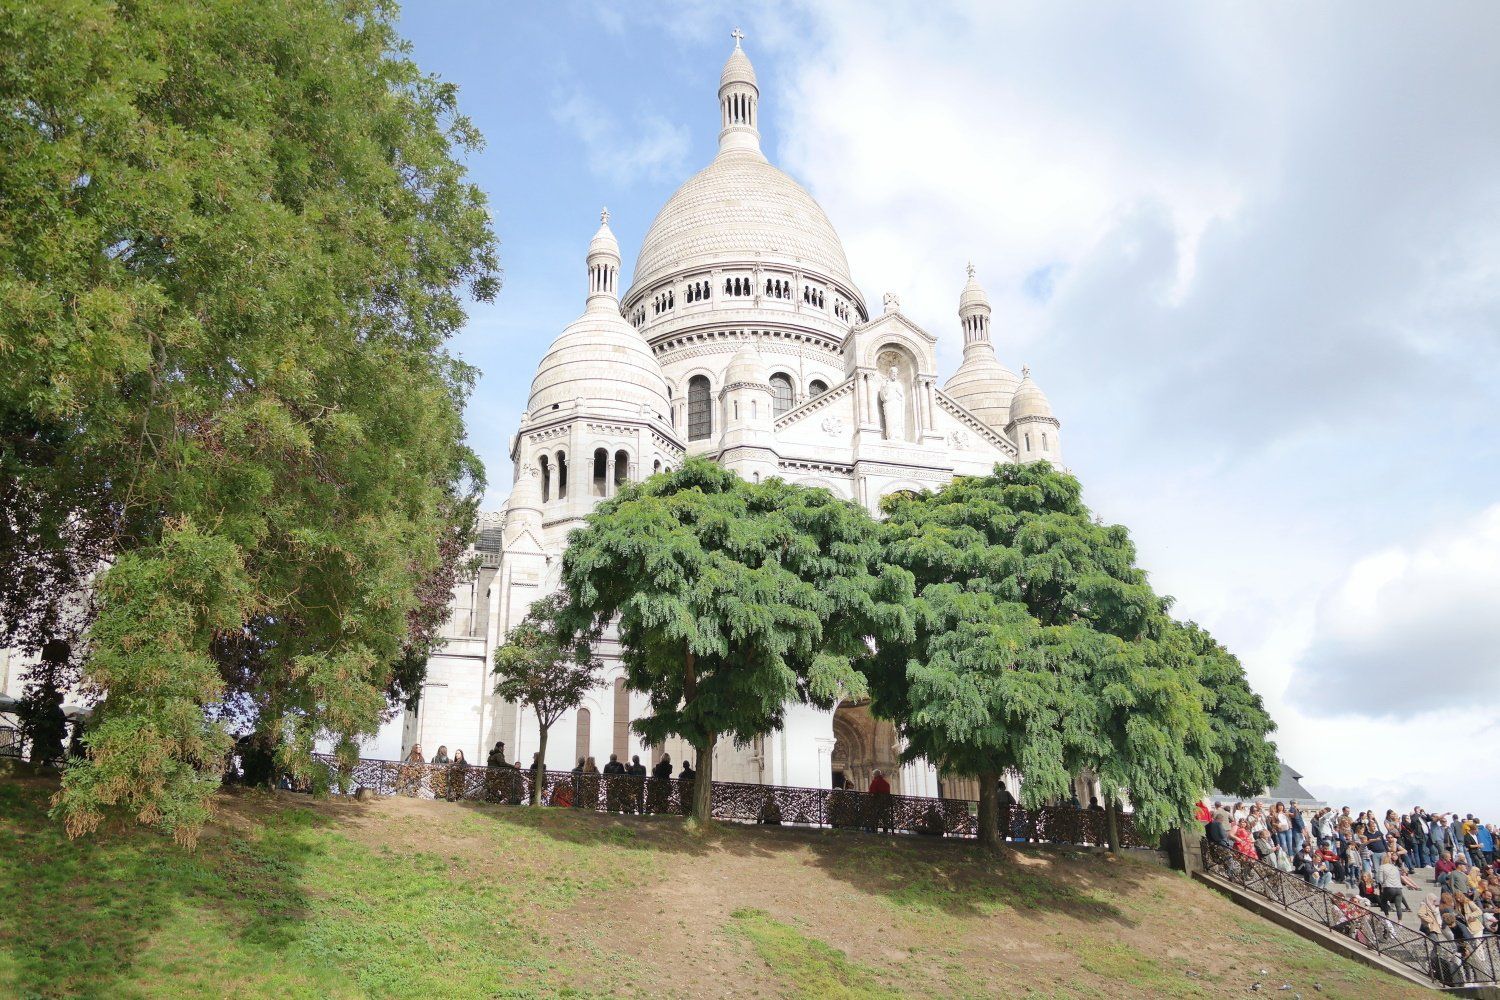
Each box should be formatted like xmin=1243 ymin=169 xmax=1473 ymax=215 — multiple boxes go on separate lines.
xmin=747 ymin=0 xmax=1500 ymax=814
xmin=552 ymin=89 xmax=690 ymax=187
xmin=1291 ymin=504 xmax=1500 ymax=718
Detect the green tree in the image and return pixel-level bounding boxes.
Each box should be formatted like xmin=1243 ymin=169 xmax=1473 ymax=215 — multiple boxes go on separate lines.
xmin=0 ymin=0 xmax=498 ymax=843
xmin=493 ymin=594 xmax=603 ymax=805
xmin=563 ymin=460 xmax=913 ymax=823
xmin=871 ymin=463 xmax=1277 ymax=850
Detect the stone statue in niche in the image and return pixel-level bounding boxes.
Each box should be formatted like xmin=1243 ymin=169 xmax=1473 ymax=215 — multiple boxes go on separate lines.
xmin=878 ymin=365 xmax=906 ymax=441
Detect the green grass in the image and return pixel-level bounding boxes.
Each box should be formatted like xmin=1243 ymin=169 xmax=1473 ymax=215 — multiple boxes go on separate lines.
xmin=0 ymin=780 xmax=650 ymax=999
xmin=0 ymin=777 xmax=1431 ymax=1000
xmin=726 ymin=908 xmax=900 ymax=999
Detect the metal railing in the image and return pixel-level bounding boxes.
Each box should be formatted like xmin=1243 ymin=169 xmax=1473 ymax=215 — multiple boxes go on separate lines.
xmin=1199 ymin=839 xmax=1498 ymax=987
xmin=308 ymin=753 xmax=1149 ymax=848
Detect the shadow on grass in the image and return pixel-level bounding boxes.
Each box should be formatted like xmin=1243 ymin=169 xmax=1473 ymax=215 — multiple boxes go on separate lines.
xmin=0 ymin=778 xmax=326 ymax=998
xmin=447 ymin=794 xmax=1147 ymax=926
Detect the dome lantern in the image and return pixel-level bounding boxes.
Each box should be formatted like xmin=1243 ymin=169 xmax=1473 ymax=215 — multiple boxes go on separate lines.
xmin=719 ymin=29 xmax=761 ymax=157
xmin=586 ymin=207 xmax=621 ymax=310
xmin=944 ymin=264 xmax=1020 ymax=434
xmin=527 ymin=213 xmax=673 ymax=422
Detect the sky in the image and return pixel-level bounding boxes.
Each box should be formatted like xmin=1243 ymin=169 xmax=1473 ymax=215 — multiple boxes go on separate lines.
xmin=395 ymin=1 xmax=1500 ymax=817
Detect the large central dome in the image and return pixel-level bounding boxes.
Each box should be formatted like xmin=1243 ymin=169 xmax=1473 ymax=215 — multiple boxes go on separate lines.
xmin=630 ymin=151 xmax=856 ymax=293
xmin=626 ymin=37 xmax=856 ymax=302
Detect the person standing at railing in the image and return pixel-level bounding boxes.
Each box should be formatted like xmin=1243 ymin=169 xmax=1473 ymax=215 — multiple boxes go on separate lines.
xmin=602 ymin=753 xmax=627 ymax=813
xmin=446 ymin=748 xmax=469 ymax=801
xmin=397 ymin=744 xmax=425 ymax=797
xmin=627 ymin=754 xmax=647 ymax=813
xmin=867 ymin=770 xmax=893 ymax=834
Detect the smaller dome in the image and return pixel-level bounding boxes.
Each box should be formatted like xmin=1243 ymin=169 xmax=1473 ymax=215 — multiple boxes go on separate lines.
xmin=945 ymin=353 xmax=1019 ymax=431
xmin=720 ymin=43 xmax=757 ymax=90
xmin=1008 ymin=368 xmax=1054 ymax=422
xmin=723 ymin=340 xmax=770 ymax=388
xmin=530 ymin=315 xmax=670 ymax=420
xmin=959 ymin=263 xmax=990 ymax=312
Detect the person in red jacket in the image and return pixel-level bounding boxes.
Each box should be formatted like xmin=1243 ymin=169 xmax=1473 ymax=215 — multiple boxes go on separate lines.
xmin=867 ymin=770 xmax=893 ymax=833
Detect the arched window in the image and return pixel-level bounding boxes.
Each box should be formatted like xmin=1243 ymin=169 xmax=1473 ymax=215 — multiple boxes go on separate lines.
xmin=1041 ymin=432 xmax=1049 ymax=452
xmin=1024 ymin=433 xmax=1032 ymax=451
xmin=688 ymin=375 xmax=712 ymax=441
xmin=575 ymin=707 xmax=591 ymax=764
xmin=769 ymin=373 xmax=794 ymax=416
xmin=588 ymin=452 xmax=606 ymax=497
xmin=653 ymin=459 xmax=661 ymax=474
xmin=555 ymin=451 xmax=567 ymax=499
xmin=613 ymin=450 xmax=629 ymax=491
xmin=809 ymin=379 xmax=828 ymax=398
xmin=613 ymin=678 xmax=630 ymax=760
xmin=538 ymin=454 xmax=550 ymax=503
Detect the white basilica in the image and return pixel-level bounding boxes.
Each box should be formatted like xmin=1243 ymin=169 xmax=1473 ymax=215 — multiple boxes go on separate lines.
xmin=390 ymin=39 xmax=1064 ymax=799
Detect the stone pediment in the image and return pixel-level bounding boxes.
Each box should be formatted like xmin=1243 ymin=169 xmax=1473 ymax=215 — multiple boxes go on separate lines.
xmin=773 ymin=375 xmax=854 ymax=432
xmin=933 ymin=389 xmax=1018 ymax=458
xmin=844 ymin=310 xmax=938 ymax=375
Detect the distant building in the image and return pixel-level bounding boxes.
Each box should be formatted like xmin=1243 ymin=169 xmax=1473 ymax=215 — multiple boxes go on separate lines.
xmin=1211 ymin=761 xmax=1325 ymax=808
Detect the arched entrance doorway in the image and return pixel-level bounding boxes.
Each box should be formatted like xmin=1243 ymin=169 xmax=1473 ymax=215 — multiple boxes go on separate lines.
xmin=830 ymin=701 xmax=902 ymax=793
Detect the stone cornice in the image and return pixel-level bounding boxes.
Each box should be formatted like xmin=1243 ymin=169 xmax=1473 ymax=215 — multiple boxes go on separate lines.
xmin=934 ymin=390 xmax=1018 ymax=457
xmin=777 ymin=458 xmax=854 ymax=477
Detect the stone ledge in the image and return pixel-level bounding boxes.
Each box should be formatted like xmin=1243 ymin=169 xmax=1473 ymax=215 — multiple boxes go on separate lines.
xmin=1192 ymin=869 xmax=1444 ymax=992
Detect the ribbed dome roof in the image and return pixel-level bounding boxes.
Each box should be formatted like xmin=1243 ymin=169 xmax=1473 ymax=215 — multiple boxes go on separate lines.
xmin=959 ymin=266 xmax=990 ymax=311
xmin=630 ymin=152 xmax=856 ymax=294
xmin=945 ymin=353 xmax=1019 ymax=431
xmin=529 ymin=314 xmax=671 ymax=420
xmin=720 ymin=46 xmax=757 ymax=89
xmin=1008 ymin=369 xmax=1054 ymax=422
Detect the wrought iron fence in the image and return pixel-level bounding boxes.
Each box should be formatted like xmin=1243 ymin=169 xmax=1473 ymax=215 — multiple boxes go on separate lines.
xmin=1199 ymin=839 xmax=1498 ymax=987
xmin=308 ymin=753 xmax=1148 ymax=848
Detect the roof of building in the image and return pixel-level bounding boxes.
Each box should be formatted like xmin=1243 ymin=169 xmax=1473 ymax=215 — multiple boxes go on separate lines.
xmin=628 ymin=41 xmax=857 ymax=300
xmin=945 ymin=352 xmax=1020 ymax=431
xmin=1007 ymin=368 xmax=1055 ymax=422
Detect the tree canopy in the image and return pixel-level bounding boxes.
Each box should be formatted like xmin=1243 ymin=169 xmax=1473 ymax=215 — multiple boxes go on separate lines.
xmin=562 ymin=460 xmax=913 ymax=821
xmin=493 ymin=593 xmax=602 ymax=803
xmin=0 ymin=0 xmax=498 ymax=843
xmin=871 ymin=463 xmax=1278 ymax=847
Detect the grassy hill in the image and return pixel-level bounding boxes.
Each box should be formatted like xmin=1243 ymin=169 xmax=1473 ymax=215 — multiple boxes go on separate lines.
xmin=0 ymin=776 xmax=1423 ymax=999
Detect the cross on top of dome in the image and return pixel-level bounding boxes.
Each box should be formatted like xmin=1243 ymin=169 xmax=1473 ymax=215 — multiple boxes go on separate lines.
xmin=600 ymin=206 xmax=609 ymax=224
xmin=731 ymin=27 xmax=745 ymax=47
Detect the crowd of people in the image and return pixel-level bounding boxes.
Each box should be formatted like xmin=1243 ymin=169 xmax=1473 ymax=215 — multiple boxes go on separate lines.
xmin=1201 ymin=800 xmax=1497 ymax=984
xmin=395 ymin=741 xmax=698 ymax=809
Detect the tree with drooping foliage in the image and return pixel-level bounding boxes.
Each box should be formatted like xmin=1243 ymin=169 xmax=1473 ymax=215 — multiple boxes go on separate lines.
xmin=0 ymin=0 xmax=498 ymax=843
xmin=562 ymin=460 xmax=914 ymax=823
xmin=494 ymin=594 xmax=603 ymax=805
xmin=870 ymin=463 xmax=1278 ymax=850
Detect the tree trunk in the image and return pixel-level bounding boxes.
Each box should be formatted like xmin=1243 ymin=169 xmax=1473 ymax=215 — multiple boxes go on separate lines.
xmin=532 ymin=725 xmax=549 ymax=806
xmin=1105 ymin=796 xmax=1120 ymax=854
xmin=691 ymin=733 xmax=715 ymax=823
xmin=977 ymin=769 xmax=1001 ymax=852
